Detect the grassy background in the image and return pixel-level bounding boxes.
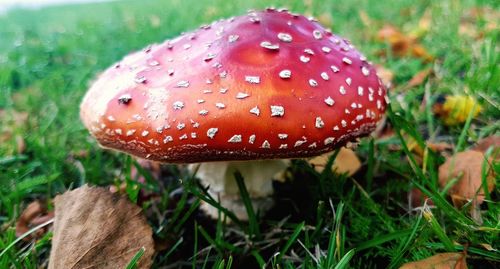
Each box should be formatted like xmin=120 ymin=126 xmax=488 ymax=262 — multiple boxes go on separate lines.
xmin=0 ymin=0 xmax=499 ymax=268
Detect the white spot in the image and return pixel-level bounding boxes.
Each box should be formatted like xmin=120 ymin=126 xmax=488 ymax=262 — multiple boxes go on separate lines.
xmin=191 ymin=132 xmax=197 ymax=138
xmin=279 ymin=70 xmax=292 ymax=79
xmin=324 ymin=96 xmax=335 ymax=106
xmin=342 ymin=57 xmax=352 ymax=65
xmin=270 ymin=105 xmax=285 ymax=117
xmin=177 ymin=123 xmax=186 ymax=130
xmin=315 ymin=117 xmax=325 ymax=128
xmin=219 ymin=88 xmax=228 ymax=94
xmin=313 ymin=30 xmax=323 ymax=39
xmin=308 ymin=142 xmax=317 ymax=149
xmin=115 ymin=129 xmax=122 ymax=135
xmin=107 ymin=115 xmax=115 ymax=122
xmin=333 ymin=125 xmax=339 ymax=131
xmin=163 ymin=136 xmax=173 ymax=143
xmin=236 ymin=92 xmax=250 ymax=99
xmin=361 ymin=66 xmax=370 ymax=76
xmin=207 ymin=128 xmax=218 ymax=139
xmin=183 ymin=44 xmax=191 ymax=50
xmin=176 ymin=80 xmax=190 ymax=88
xmin=250 ymin=106 xmax=260 ymax=116
xmin=309 ymin=79 xmax=318 ymax=87
xmin=204 ymin=53 xmax=217 ymax=61
xmin=149 ymin=60 xmax=160 ymax=66
xmin=356 ymin=115 xmax=364 ymax=121
xmin=322 ymin=46 xmax=331 ymax=53
xmin=141 ymin=130 xmax=149 ymax=137
xmin=277 ymin=32 xmax=293 ymax=42
xmin=345 ymin=77 xmax=352 ymax=86
xmin=339 ymin=86 xmax=346 ymax=95
xmin=203 ymin=89 xmax=213 ymax=94
xmin=126 ymin=130 xmax=136 ymax=136
xmin=228 ymin=35 xmax=239 ymax=42
xmin=320 ymin=72 xmax=329 ymax=81
xmin=304 ymin=48 xmax=315 ymax=55
xmin=249 ymin=134 xmax=256 ymax=144
xmin=330 ymin=65 xmax=340 ymax=73
xmin=377 ymin=100 xmax=382 ymax=109
xmin=351 ymin=102 xmax=358 ymax=109
xmin=294 ymin=139 xmax=307 ymax=147
xmin=197 ymin=99 xmax=205 ymax=103
xmin=358 ymin=86 xmax=364 ymax=96
xmin=245 ymin=76 xmax=260 ymax=84
xmin=134 ymin=76 xmax=146 ymax=84
xmin=215 ymin=103 xmax=226 ymax=109
xmin=179 ymin=134 xmax=188 ymax=140
xmin=199 ymin=110 xmax=209 ymax=115
xmin=260 ymin=41 xmax=279 ymax=50
xmin=173 ymin=101 xmax=184 ymax=110
xmin=341 ymin=120 xmax=347 ymax=127
xmin=369 ymin=94 xmax=374 ymax=101
xmin=279 ymin=144 xmax=288 ymax=149
xmin=345 ymin=108 xmax=351 ymax=114
xmin=228 ymin=135 xmax=242 ymax=143
xmin=324 ymin=137 xmax=335 ymax=145
xmin=261 ymin=140 xmax=271 ymax=148
xmin=278 ymin=134 xmax=288 ymax=139
xmin=300 ymin=55 xmax=310 ymax=63
xmin=384 ymin=95 xmax=391 ymax=104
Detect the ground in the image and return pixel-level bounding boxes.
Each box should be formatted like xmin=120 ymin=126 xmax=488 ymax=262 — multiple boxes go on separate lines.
xmin=0 ymin=0 xmax=499 ymax=268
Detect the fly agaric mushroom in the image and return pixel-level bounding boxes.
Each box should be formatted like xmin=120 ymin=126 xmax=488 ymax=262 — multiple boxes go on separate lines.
xmin=80 ymin=8 xmax=388 ymax=219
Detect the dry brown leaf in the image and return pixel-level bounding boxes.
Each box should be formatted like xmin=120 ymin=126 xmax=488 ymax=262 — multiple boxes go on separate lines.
xmin=439 ymin=150 xmax=495 ymax=207
xmin=472 ymin=136 xmax=500 ymax=159
xmin=48 ymin=185 xmax=154 ymax=269
xmin=408 ymin=188 xmax=434 ymax=209
xmin=376 ymin=24 xmax=433 ymax=62
xmin=375 ymin=64 xmax=394 ymax=88
xmin=399 ymin=252 xmax=467 ymax=269
xmin=309 ymin=147 xmax=361 ymax=176
xmin=405 ymin=68 xmax=432 ymax=89
xmin=16 ymin=200 xmax=54 ymax=241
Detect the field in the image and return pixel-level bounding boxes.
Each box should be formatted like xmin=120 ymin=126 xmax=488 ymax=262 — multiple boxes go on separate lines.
xmin=0 ymin=0 xmax=498 ymax=268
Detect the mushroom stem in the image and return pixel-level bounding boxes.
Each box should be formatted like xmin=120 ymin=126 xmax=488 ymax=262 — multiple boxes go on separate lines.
xmin=189 ymin=159 xmax=289 ymax=220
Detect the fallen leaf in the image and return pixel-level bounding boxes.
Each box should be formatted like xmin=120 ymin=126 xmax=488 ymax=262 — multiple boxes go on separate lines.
xmin=48 ymin=185 xmax=154 ymax=269
xmin=399 ymin=252 xmax=467 ymax=269
xmin=405 ymin=68 xmax=432 ymax=89
xmin=309 ymin=147 xmax=361 ymax=176
xmin=439 ymin=150 xmax=495 ymax=206
xmin=433 ymin=95 xmax=482 ymax=126
xmin=16 ymin=201 xmax=54 ymax=241
xmin=375 ymin=64 xmax=394 ymax=88
xmin=480 ymin=243 xmax=495 ymax=251
xmin=376 ymin=24 xmax=433 ymax=62
xmin=0 ymin=109 xmax=29 ymax=155
xmin=472 ymin=136 xmax=500 ymax=159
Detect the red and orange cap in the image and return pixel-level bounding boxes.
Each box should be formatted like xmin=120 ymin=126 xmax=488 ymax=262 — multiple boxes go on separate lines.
xmin=80 ymin=9 xmax=388 ymax=163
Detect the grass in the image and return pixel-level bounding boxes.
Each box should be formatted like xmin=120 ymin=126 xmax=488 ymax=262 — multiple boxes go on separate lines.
xmin=0 ymin=0 xmax=499 ymax=268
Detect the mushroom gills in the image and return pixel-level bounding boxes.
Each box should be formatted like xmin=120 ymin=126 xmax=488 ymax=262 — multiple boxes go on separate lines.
xmin=189 ymin=159 xmax=290 ymax=220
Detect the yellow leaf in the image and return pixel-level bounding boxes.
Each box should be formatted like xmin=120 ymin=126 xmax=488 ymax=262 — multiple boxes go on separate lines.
xmin=309 ymin=147 xmax=361 ymax=176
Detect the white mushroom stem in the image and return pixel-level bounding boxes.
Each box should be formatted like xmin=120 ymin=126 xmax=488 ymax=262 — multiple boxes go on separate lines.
xmin=188 ymin=159 xmax=290 ymax=220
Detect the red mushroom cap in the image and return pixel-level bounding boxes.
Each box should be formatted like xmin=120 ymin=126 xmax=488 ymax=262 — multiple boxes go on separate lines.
xmin=80 ymin=9 xmax=388 ymax=163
